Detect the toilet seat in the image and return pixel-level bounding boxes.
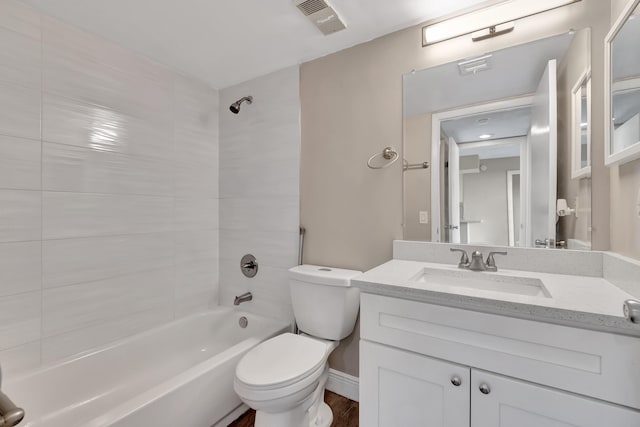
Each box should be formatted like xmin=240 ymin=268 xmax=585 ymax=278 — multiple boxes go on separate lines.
xmin=235 ymin=333 xmax=332 ymax=403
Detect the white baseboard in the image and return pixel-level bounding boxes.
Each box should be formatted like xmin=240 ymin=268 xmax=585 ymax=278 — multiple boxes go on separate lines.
xmin=326 ymin=368 xmax=359 ymax=402
xmin=213 ymin=403 xmax=249 ymax=427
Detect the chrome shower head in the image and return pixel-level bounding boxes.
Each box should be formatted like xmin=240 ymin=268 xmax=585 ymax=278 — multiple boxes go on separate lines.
xmin=229 ymin=96 xmax=253 ymax=114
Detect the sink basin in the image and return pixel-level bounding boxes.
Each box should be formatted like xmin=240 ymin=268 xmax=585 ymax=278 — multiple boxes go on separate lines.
xmin=409 ymin=267 xmax=551 ymax=298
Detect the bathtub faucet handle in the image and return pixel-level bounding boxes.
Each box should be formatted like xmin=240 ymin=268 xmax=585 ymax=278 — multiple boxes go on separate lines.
xmin=234 ymin=292 xmax=253 ymax=306
xmin=0 ymin=392 xmax=25 ymax=427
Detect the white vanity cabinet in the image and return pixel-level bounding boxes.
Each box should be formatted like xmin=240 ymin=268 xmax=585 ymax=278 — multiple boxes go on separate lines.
xmin=360 ymin=341 xmax=470 ymax=427
xmin=471 ymin=370 xmax=640 ymax=426
xmin=359 ymin=294 xmax=640 ymax=426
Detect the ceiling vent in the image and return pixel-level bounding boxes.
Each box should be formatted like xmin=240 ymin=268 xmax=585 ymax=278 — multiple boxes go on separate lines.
xmin=294 ymin=0 xmax=346 ymax=35
xmin=457 ymin=54 xmax=493 ymax=76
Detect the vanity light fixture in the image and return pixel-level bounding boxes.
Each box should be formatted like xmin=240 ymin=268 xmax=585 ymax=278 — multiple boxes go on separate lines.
xmin=422 ymin=0 xmax=581 ymax=46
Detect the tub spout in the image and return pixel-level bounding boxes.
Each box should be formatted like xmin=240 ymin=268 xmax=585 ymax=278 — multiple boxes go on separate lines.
xmin=234 ymin=292 xmax=253 ymax=306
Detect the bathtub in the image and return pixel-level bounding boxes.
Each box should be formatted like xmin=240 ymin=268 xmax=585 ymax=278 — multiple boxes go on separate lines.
xmin=4 ymin=308 xmax=289 ymax=427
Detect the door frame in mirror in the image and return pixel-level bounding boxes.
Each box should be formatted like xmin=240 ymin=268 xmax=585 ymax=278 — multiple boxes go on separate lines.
xmin=430 ymin=95 xmax=534 ymax=242
xmin=604 ymin=0 xmax=640 ymax=167
xmin=571 ymin=67 xmax=591 ymax=179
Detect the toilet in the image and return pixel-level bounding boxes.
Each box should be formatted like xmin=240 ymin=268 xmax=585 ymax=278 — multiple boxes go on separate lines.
xmin=234 ymin=265 xmax=361 ymax=427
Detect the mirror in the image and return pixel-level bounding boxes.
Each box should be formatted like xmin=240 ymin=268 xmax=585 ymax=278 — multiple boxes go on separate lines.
xmin=606 ymin=0 xmax=640 ymax=166
xmin=403 ymin=29 xmax=592 ymax=249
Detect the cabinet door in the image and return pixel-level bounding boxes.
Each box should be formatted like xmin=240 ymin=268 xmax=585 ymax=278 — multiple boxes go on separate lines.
xmin=360 ymin=340 xmax=470 ymax=427
xmin=471 ymin=370 xmax=640 ymax=427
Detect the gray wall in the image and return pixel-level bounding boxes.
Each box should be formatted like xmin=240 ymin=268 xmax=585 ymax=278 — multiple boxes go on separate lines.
xmin=609 ymin=0 xmax=640 ymax=259
xmin=0 ymin=0 xmax=219 ymax=374
xmin=557 ymin=28 xmax=593 ymax=245
xmin=463 ymin=157 xmax=521 ymax=246
xmin=300 ymin=0 xmax=611 ymax=377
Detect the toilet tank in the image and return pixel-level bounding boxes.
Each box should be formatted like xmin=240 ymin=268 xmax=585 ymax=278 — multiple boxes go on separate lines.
xmin=288 ymin=265 xmax=362 ymax=341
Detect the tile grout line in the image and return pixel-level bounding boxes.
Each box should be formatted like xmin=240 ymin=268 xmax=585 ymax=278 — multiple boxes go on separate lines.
xmin=39 ymin=9 xmax=44 ymax=367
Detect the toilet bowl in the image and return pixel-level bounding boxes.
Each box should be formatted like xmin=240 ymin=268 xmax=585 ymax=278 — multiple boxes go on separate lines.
xmin=234 ymin=265 xmax=361 ymax=427
xmin=234 ymin=333 xmax=338 ymax=427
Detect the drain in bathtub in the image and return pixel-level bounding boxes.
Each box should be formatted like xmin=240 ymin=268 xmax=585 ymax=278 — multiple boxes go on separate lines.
xmin=239 ymin=316 xmax=248 ymax=328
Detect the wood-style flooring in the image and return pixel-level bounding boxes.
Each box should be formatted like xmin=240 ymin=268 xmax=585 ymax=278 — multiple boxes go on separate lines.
xmin=227 ymin=391 xmax=358 ymax=427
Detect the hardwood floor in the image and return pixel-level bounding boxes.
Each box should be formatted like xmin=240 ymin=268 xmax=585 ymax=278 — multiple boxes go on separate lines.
xmin=227 ymin=391 xmax=358 ymax=427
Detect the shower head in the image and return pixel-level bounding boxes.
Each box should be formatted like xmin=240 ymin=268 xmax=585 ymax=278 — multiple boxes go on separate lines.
xmin=229 ymin=96 xmax=253 ymax=114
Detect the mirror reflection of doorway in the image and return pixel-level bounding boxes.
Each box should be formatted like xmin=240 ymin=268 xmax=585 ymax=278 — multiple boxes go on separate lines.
xmin=441 ymin=123 xmax=525 ymax=247
xmin=434 ymin=58 xmax=558 ymax=247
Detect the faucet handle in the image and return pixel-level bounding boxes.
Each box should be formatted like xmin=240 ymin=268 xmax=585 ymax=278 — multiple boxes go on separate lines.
xmin=450 ymin=248 xmax=469 ymax=269
xmin=485 ymin=251 xmax=507 ymax=271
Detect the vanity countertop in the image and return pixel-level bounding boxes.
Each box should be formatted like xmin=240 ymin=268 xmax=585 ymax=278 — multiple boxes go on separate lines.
xmin=353 ymin=259 xmax=640 ymax=336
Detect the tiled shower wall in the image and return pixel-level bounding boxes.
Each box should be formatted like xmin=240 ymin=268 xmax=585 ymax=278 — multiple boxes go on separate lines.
xmin=219 ymin=66 xmax=301 ymax=324
xmin=0 ymin=0 xmax=219 ymax=374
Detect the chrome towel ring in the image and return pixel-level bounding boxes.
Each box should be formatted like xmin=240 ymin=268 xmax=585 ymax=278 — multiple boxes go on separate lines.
xmin=367 ymin=147 xmax=399 ymax=169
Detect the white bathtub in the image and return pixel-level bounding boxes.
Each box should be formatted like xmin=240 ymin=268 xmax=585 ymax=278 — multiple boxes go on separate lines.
xmin=4 ymin=308 xmax=289 ymax=427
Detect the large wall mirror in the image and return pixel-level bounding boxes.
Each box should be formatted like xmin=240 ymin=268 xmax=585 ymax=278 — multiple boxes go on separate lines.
xmin=403 ymin=29 xmax=592 ymax=249
xmin=605 ymin=0 xmax=640 ymax=166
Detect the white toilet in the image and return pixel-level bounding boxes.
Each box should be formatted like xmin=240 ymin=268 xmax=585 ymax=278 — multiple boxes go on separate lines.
xmin=234 ymin=265 xmax=361 ymax=427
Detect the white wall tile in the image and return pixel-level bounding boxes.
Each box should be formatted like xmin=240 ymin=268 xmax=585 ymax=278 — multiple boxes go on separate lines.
xmin=175 ymin=257 xmax=219 ymax=317
xmin=42 ymin=307 xmax=173 ymax=363
xmin=43 ymin=192 xmax=173 ymax=239
xmin=174 ymin=163 xmax=218 ymax=199
xmin=43 ymin=142 xmax=173 ymax=196
xmin=174 ymin=198 xmax=218 ymax=231
xmin=42 ymin=268 xmax=174 ymax=337
xmin=0 ymin=341 xmax=41 ymax=376
xmin=0 ymin=241 xmax=41 ymax=297
xmin=174 ymin=75 xmax=219 ymax=136
xmin=0 ymin=82 xmax=41 ymax=140
xmin=219 ymin=66 xmax=301 ymax=322
xmin=219 ymin=229 xmax=299 ymax=269
xmin=0 ymin=135 xmax=41 ymax=190
xmin=175 ymin=229 xmax=219 ymax=265
xmin=0 ymin=0 xmax=41 ymax=40
xmin=0 ymin=291 xmax=41 ymax=351
xmin=42 ymin=17 xmax=172 ymax=118
xmin=43 ymin=233 xmax=174 ymax=288
xmin=0 ymin=9 xmax=221 ymax=369
xmin=220 ymin=196 xmax=299 ymax=233
xmin=0 ymin=190 xmax=41 ymax=243
xmin=42 ymin=94 xmax=173 ymax=160
xmin=0 ymin=26 xmax=41 ymax=89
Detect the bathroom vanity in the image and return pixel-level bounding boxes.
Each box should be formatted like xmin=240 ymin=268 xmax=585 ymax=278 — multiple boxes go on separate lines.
xmin=355 ymin=242 xmax=640 ymax=426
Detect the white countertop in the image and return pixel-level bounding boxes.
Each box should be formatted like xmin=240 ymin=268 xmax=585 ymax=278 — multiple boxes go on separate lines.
xmin=353 ymin=259 xmax=640 ymax=336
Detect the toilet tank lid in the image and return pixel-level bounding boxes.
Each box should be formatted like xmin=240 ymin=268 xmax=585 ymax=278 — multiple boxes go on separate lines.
xmin=288 ymin=265 xmax=362 ymax=287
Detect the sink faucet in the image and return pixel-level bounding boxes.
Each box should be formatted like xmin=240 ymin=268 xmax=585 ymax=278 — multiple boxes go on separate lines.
xmin=450 ymin=248 xmax=469 ymax=269
xmin=485 ymin=251 xmax=507 ymax=272
xmin=468 ymin=251 xmax=487 ymax=271
xmin=234 ymin=292 xmax=253 ymax=306
xmin=450 ymin=249 xmax=507 ymax=272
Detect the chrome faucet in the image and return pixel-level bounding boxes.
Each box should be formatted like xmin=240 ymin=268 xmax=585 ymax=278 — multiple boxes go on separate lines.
xmin=450 ymin=248 xmax=470 ymax=269
xmin=234 ymin=292 xmax=253 ymax=306
xmin=450 ymin=249 xmax=507 ymax=272
xmin=0 ymin=366 xmax=25 ymax=427
xmin=468 ymin=251 xmax=487 ymax=271
xmin=485 ymin=251 xmax=507 ymax=272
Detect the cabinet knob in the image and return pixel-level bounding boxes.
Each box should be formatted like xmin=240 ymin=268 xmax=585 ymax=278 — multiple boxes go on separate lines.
xmin=450 ymin=376 xmax=462 ymax=387
xmin=479 ymin=383 xmax=491 ymax=395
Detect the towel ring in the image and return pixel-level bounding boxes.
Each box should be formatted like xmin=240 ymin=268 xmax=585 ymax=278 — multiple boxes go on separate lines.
xmin=367 ymin=147 xmax=399 ymax=169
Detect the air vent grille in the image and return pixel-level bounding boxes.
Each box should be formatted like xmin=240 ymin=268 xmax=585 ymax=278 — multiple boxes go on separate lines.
xmin=297 ymin=0 xmax=329 ymax=16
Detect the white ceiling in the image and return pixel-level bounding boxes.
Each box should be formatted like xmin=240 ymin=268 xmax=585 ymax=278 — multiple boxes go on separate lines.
xmin=442 ymin=106 xmax=531 ymax=144
xmin=403 ymin=32 xmax=573 ymax=117
xmin=22 ymin=0 xmax=490 ymax=89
